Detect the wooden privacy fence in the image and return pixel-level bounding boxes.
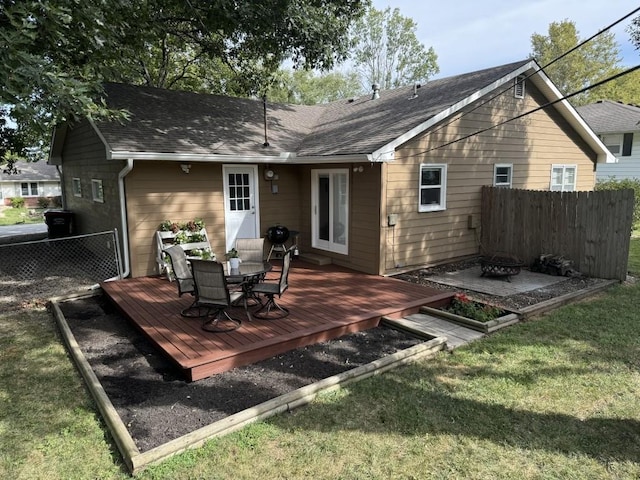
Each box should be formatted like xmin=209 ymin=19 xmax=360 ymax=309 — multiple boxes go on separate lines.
xmin=480 ymin=186 xmax=634 ymax=281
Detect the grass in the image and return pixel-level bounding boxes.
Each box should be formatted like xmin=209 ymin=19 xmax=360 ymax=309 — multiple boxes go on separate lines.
xmin=0 ymin=206 xmax=45 ymax=226
xmin=2 ymin=242 xmax=640 ymax=478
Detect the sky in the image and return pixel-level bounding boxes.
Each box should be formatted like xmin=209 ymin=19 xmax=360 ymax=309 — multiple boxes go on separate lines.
xmin=371 ymin=0 xmax=639 ymax=79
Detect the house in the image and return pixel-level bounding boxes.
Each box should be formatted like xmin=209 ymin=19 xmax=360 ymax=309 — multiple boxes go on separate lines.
xmin=0 ymin=160 xmax=61 ymax=207
xmin=49 ymin=59 xmax=613 ymax=279
xmin=576 ymin=100 xmax=640 ymax=181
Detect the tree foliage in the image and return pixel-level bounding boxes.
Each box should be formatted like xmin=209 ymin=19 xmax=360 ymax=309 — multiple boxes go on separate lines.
xmin=1 ymin=0 xmax=368 ymax=165
xmin=350 ymin=6 xmax=439 ymax=90
xmin=265 ymin=69 xmax=363 ymax=105
xmin=629 ymin=14 xmax=640 ymax=51
xmin=530 ymin=19 xmax=625 ymax=105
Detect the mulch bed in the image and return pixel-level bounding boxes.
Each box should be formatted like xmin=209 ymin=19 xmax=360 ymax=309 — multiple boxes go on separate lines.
xmin=59 ymin=296 xmax=424 ymax=452
xmin=54 ymin=257 xmax=614 ymax=452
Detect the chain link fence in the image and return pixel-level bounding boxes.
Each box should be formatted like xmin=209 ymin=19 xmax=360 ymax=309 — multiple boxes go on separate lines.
xmin=0 ymin=230 xmax=122 ymax=284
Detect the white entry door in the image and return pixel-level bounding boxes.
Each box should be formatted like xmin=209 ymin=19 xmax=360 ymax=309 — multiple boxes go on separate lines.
xmin=223 ymin=165 xmax=260 ymax=252
xmin=311 ymin=168 xmax=348 ymax=255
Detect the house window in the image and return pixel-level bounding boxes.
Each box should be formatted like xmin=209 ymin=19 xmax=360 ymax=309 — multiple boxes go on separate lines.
xmin=418 ymin=164 xmax=447 ymax=212
xmin=601 ymin=134 xmax=622 ymax=155
xmin=550 ymin=165 xmax=577 ymax=192
xmin=72 ymin=177 xmax=82 ymax=197
xmin=514 ymin=75 xmax=525 ymax=99
xmin=20 ymin=182 xmax=38 ymax=196
xmin=91 ymin=179 xmax=104 ymax=203
xmin=494 ymin=164 xmax=513 ymax=187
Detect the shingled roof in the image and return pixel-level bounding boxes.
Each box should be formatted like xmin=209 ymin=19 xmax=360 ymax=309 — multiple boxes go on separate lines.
xmin=576 ymin=100 xmax=640 ymax=134
xmin=0 ymin=161 xmax=59 ymax=181
xmin=57 ymin=58 xmax=607 ymax=164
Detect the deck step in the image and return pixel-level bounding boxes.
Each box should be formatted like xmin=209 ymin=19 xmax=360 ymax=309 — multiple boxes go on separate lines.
xmin=298 ymin=253 xmax=332 ymax=265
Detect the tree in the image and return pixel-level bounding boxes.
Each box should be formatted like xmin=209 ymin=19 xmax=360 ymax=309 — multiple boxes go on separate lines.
xmin=1 ymin=0 xmax=368 ymax=165
xmin=629 ymin=14 xmax=640 ymax=51
xmin=530 ymin=20 xmax=622 ymax=105
xmin=265 ymin=69 xmax=363 ymax=105
xmin=350 ymin=6 xmax=439 ymax=91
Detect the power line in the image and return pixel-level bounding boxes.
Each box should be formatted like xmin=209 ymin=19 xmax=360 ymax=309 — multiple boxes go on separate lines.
xmin=400 ymin=64 xmax=640 ymax=157
xmin=404 ymin=5 xmax=640 ymax=154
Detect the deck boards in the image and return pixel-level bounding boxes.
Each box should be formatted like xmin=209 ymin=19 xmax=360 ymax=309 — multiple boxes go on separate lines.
xmin=101 ymin=261 xmax=452 ymax=381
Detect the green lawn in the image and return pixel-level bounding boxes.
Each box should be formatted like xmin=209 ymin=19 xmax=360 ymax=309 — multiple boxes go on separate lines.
xmin=0 ymin=206 xmax=45 ymax=226
xmin=2 ymin=242 xmax=640 ymax=479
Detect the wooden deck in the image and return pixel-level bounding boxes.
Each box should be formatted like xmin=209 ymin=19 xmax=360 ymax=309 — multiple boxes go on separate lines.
xmin=101 ymin=261 xmax=452 ymax=381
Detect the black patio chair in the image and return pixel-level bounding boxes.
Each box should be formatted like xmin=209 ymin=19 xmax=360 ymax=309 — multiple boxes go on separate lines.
xmin=252 ymin=246 xmax=293 ymax=319
xmin=163 ymin=244 xmax=199 ymax=317
xmin=190 ymin=259 xmax=244 ymax=332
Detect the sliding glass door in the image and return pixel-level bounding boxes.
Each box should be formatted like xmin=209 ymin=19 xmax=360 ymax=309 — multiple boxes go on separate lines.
xmin=311 ymin=169 xmax=348 ymax=254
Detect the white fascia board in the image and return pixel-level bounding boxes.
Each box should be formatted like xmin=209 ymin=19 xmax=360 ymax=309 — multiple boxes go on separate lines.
xmin=371 ymin=61 xmax=538 ymax=162
xmin=528 ymin=70 xmax=615 ymax=164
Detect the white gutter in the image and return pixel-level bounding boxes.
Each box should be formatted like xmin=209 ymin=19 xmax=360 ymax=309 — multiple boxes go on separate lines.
xmin=107 ymin=151 xmax=371 ymax=165
xmin=117 ymin=159 xmax=134 ymax=278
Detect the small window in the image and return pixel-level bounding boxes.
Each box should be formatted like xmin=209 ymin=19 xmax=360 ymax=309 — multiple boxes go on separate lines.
xmin=550 ymin=165 xmax=577 ymax=192
xmin=514 ymin=75 xmax=525 ymax=99
xmin=72 ymin=178 xmax=82 ymax=197
xmin=418 ymin=164 xmax=447 ymax=212
xmin=602 ymin=134 xmax=622 ymax=155
xmin=91 ymin=179 xmax=104 ymax=203
xmin=494 ymin=164 xmax=513 ymax=187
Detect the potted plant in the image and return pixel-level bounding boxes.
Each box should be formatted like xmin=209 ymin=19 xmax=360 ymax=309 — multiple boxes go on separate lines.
xmin=226 ymin=248 xmax=241 ymax=269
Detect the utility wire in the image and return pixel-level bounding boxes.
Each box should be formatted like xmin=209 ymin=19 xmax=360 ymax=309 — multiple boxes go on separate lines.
xmin=381 ymin=5 xmax=640 ymax=160
xmin=407 ymin=64 xmax=640 ymax=156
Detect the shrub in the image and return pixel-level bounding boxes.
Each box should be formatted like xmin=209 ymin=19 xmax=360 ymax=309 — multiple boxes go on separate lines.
xmin=9 ymin=197 xmax=25 ymax=208
xmin=51 ymin=196 xmax=62 ymax=208
xmin=37 ymin=197 xmax=50 ymax=208
xmin=595 ymin=177 xmax=640 ymax=225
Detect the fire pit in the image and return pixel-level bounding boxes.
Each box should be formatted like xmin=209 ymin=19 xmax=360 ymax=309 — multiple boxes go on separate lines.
xmin=480 ymin=254 xmax=523 ymax=281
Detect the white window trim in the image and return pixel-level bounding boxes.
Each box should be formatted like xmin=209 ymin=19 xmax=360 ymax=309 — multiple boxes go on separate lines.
xmin=514 ymin=75 xmax=526 ymax=99
xmin=493 ymin=164 xmax=513 ymax=187
xmin=418 ymin=164 xmax=447 ymax=212
xmin=91 ymin=179 xmax=104 ymax=203
xmin=72 ymin=177 xmax=82 ymax=197
xmin=550 ymin=164 xmax=577 ymax=192
xmin=601 ymin=134 xmax=622 ymax=155
xmin=19 ymin=182 xmax=40 ymax=197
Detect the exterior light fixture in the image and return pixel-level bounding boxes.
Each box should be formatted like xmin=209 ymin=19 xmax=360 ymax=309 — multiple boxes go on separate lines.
xmin=180 ymin=164 xmax=191 ymax=174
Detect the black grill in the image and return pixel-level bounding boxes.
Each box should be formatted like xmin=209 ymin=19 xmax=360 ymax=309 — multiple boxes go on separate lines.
xmin=266 ymin=225 xmax=290 ymax=245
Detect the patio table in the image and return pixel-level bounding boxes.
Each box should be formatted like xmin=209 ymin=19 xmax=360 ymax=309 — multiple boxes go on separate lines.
xmin=224 ymin=261 xmax=272 ymax=311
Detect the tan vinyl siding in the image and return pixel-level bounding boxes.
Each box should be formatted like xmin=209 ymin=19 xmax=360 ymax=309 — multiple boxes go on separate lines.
xmin=381 ymin=80 xmax=598 ymax=274
xmin=125 ymin=162 xmax=225 ymax=277
xmin=257 ymin=165 xmax=304 ymax=239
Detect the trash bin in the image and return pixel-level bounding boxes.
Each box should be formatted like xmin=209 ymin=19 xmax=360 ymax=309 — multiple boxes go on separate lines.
xmin=44 ymin=209 xmax=74 ymax=238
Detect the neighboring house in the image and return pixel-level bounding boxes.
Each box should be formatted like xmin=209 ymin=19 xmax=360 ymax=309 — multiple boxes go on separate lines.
xmin=576 ymin=100 xmax=640 ymax=182
xmin=49 ymin=59 xmax=612 ymax=279
xmin=0 ymin=161 xmax=61 ymax=207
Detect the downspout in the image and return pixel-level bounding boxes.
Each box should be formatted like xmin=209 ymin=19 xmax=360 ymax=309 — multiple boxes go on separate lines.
xmin=117 ymin=159 xmax=134 ymax=278
xmin=54 ymin=165 xmax=66 ymax=209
